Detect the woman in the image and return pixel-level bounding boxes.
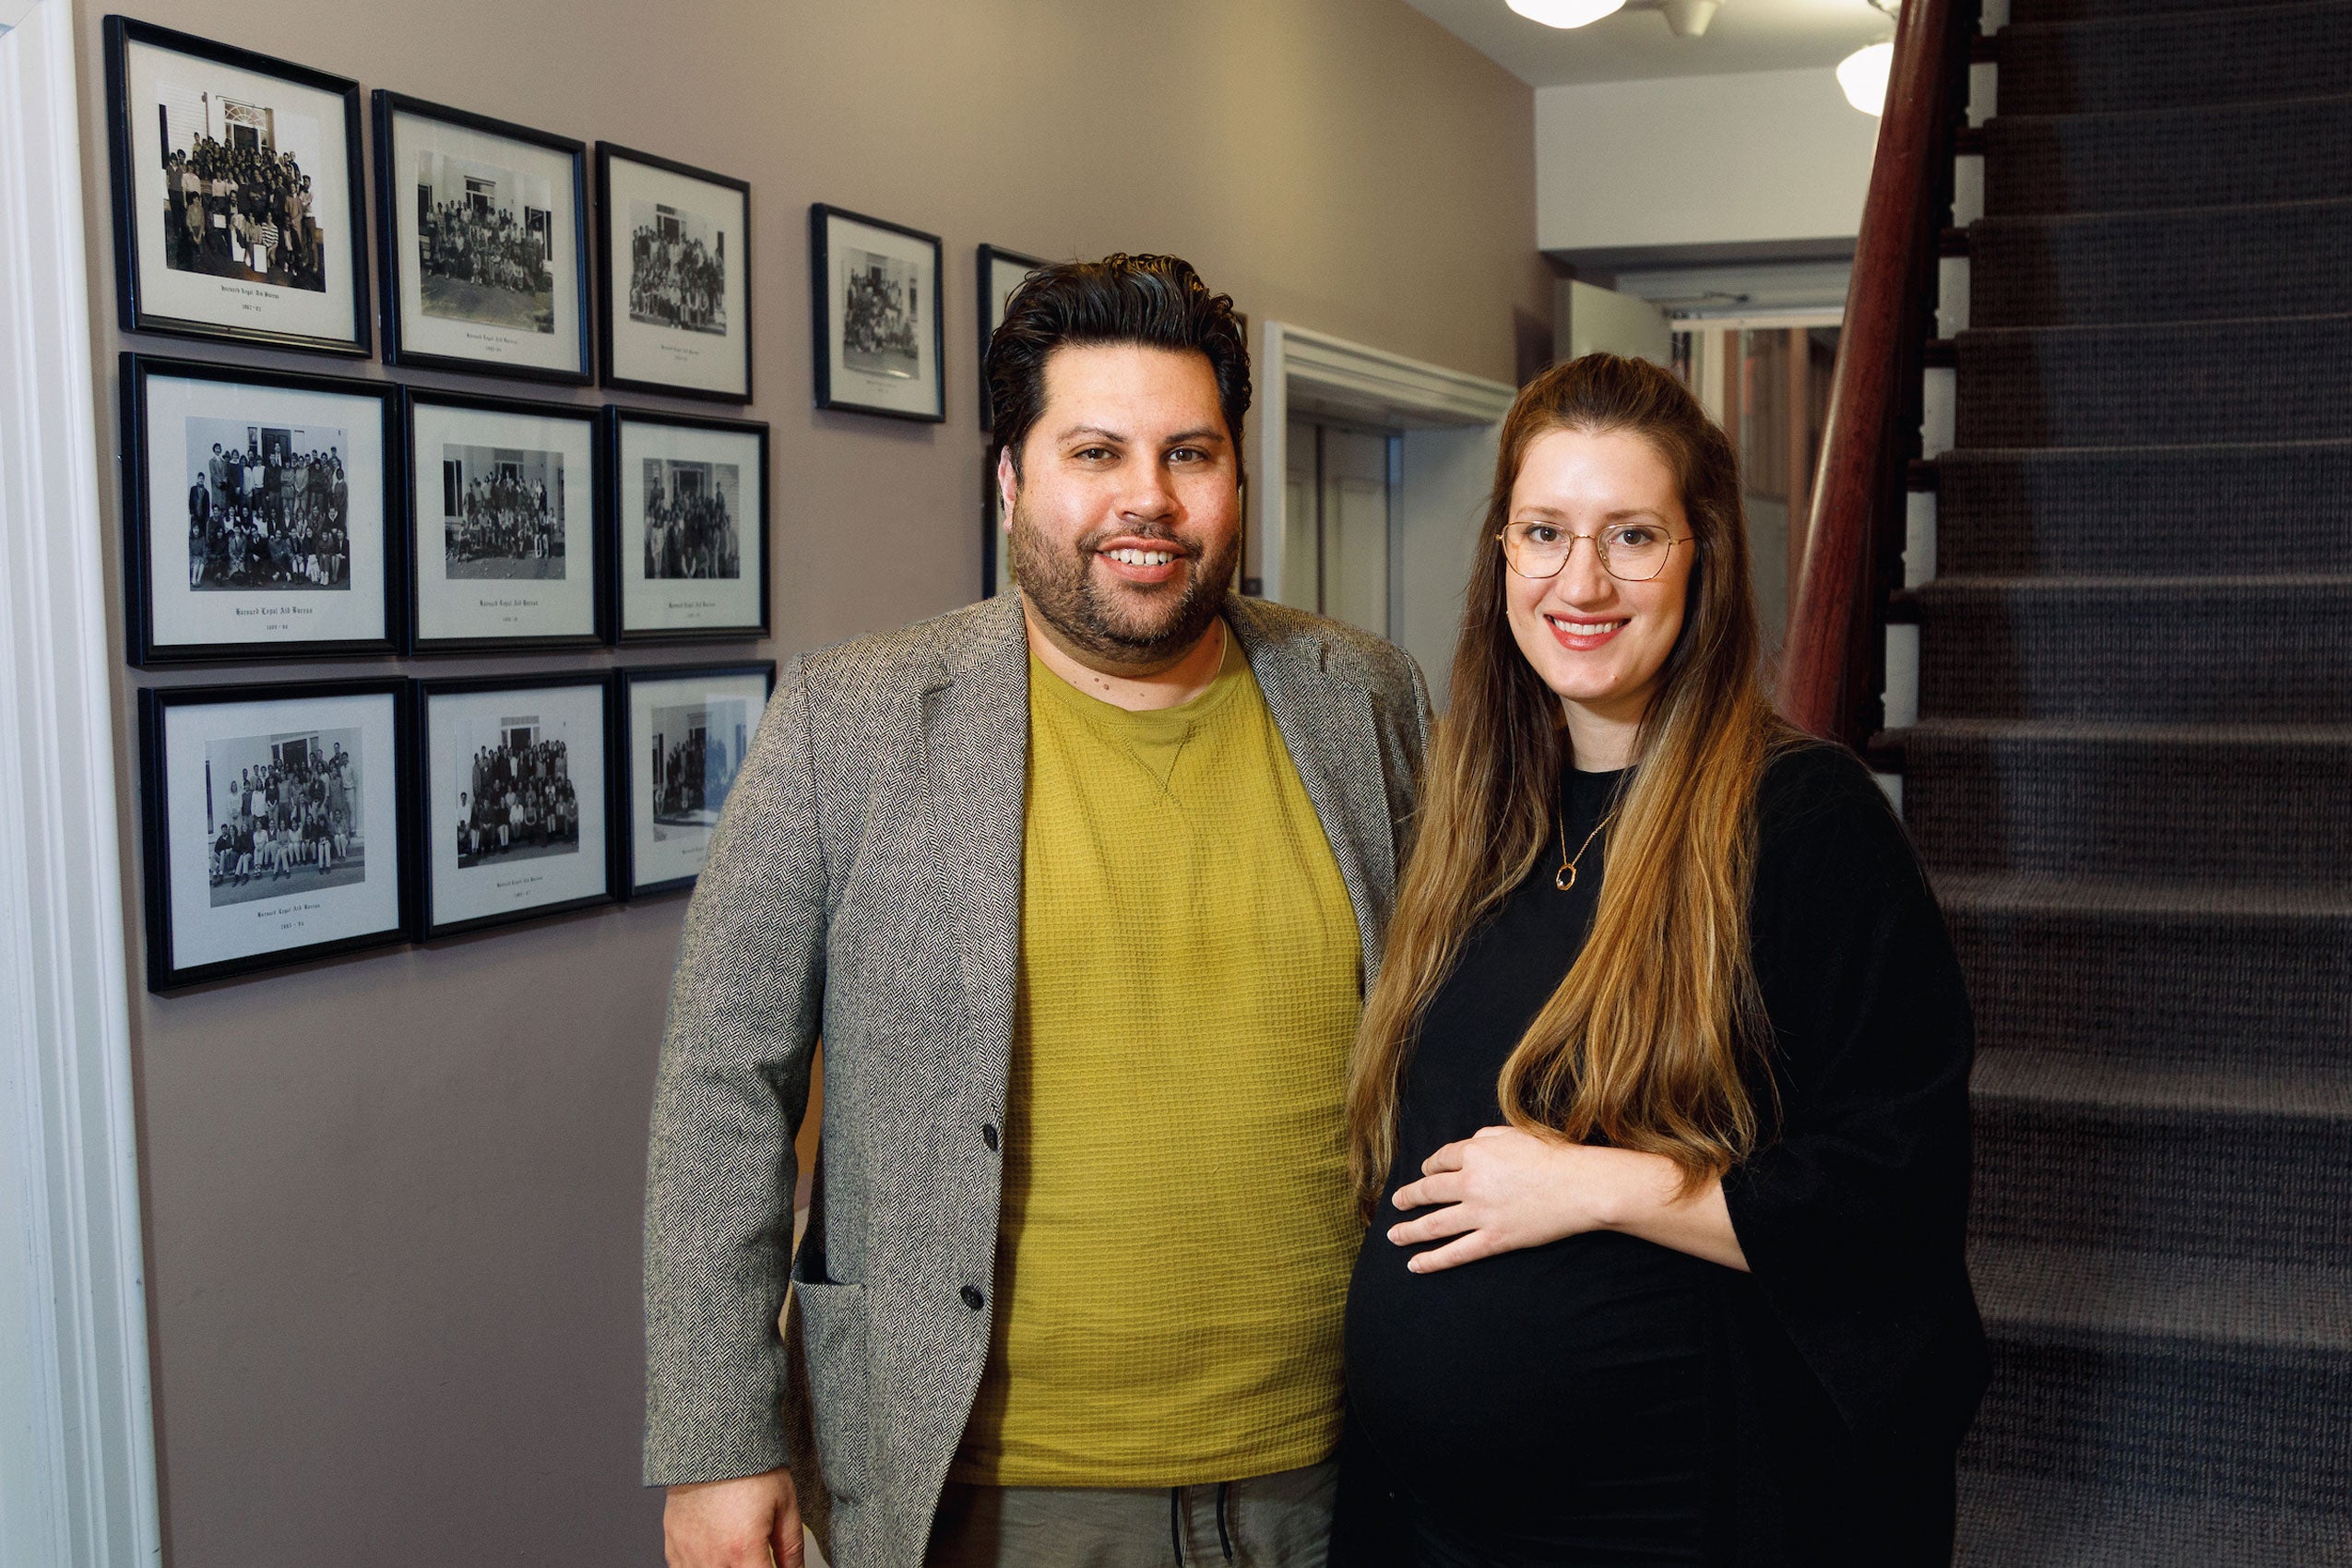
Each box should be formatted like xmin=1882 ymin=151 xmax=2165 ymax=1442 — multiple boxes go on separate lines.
xmin=1337 ymin=354 xmax=1986 ymax=1567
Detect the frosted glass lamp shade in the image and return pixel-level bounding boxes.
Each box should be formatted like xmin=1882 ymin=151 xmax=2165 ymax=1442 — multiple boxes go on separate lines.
xmin=1839 ymin=40 xmax=1895 ymax=115
xmin=1508 ymin=0 xmax=1631 ymax=28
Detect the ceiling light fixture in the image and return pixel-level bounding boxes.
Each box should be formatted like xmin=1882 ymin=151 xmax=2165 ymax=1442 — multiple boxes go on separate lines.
xmin=1657 ymin=0 xmax=1720 ymax=34
xmin=1837 ymin=39 xmax=1895 ymax=113
xmin=1839 ymin=0 xmax=1899 ymax=115
xmin=1507 ymin=0 xmax=1630 ymax=29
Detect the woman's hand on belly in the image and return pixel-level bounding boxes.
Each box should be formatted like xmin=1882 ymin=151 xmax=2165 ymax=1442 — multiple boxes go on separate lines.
xmin=1387 ymin=1126 xmax=1752 ymax=1275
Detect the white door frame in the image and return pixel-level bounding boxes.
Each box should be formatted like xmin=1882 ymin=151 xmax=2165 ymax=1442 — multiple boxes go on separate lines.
xmin=1256 ymin=322 xmax=1515 ymax=600
xmin=0 ymin=4 xmax=163 ymax=1564
xmin=1254 ymin=322 xmax=1515 ymax=685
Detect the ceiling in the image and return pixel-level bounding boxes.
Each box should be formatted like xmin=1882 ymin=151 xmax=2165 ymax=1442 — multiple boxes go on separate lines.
xmin=1407 ymin=0 xmax=1893 ymax=86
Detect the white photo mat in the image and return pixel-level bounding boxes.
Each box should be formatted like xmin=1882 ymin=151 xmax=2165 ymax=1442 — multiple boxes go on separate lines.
xmin=617 ymin=418 xmax=764 ymax=636
xmin=387 ymin=108 xmax=583 ymax=374
xmin=160 ymin=690 xmax=402 ymax=972
xmin=409 ymin=399 xmax=599 ymax=644
xmin=122 ymin=36 xmax=359 ymax=344
xmin=424 ymin=683 xmax=609 ymax=928
xmin=141 ymin=371 xmax=388 ymax=650
xmin=822 ymin=211 xmax=938 ymax=417
xmin=604 ymin=156 xmax=747 ymax=398
xmin=627 ymin=669 xmax=770 ymax=890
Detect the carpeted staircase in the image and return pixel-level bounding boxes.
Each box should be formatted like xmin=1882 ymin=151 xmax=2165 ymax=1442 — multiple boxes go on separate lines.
xmin=1886 ymin=0 xmax=2352 ymax=1559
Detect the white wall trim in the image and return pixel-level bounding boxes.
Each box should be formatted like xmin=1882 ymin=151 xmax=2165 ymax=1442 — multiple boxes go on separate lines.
xmin=0 ymin=3 xmax=163 ymax=1564
xmin=1255 ymin=320 xmax=1514 ymax=612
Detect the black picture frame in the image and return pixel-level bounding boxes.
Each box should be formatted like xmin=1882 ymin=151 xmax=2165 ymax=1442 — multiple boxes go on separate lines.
xmin=413 ymin=671 xmax=618 ymax=939
xmin=809 ymin=203 xmax=945 ymax=422
xmin=608 ymin=406 xmax=772 ymax=644
xmin=138 ymin=676 xmax=416 ymax=992
xmin=595 ymin=144 xmax=753 ymax=404
xmin=981 ymin=456 xmax=1013 ymax=600
xmin=402 ymin=386 xmax=611 ymax=655
xmin=120 ymin=350 xmax=405 ymax=666
xmin=373 ymin=89 xmax=592 ymax=384
xmin=618 ymin=660 xmax=776 ymax=899
xmin=975 ymin=244 xmax=1044 ymax=433
xmin=104 ymin=16 xmax=372 ymax=356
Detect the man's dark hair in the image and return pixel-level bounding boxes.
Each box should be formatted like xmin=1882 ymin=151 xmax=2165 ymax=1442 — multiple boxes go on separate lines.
xmin=985 ymin=254 xmax=1251 ymax=479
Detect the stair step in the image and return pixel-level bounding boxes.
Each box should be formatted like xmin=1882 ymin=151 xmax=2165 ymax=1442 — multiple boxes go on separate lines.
xmin=1911 ymin=575 xmax=2352 ymax=722
xmin=1967 ymin=1241 xmax=2352 ymax=1514
xmin=1969 ymin=199 xmax=2352 ymax=328
xmin=1996 ymin=1 xmax=2352 ymax=117
xmin=1895 ymin=719 xmax=2352 ymax=886
xmin=1936 ymin=873 xmax=2352 ymax=1071
xmin=1971 ymin=1049 xmax=2352 ymax=1266
xmin=2013 ymin=0 xmax=2327 ymax=24
xmin=1956 ymin=1470 xmax=2352 ymax=1564
xmin=1976 ymin=1240 xmax=2352 ymax=1353
xmin=1987 ymin=93 xmax=2352 ymax=217
xmin=1957 ymin=314 xmax=2352 ymax=448
xmin=1932 ymin=441 xmax=2352 ymax=575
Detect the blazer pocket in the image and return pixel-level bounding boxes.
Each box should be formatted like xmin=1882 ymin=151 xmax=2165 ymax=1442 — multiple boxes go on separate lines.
xmin=791 ymin=1277 xmax=873 ymax=1503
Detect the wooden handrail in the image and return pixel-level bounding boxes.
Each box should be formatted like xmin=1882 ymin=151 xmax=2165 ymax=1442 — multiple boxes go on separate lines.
xmin=1779 ymin=0 xmax=1976 ymax=744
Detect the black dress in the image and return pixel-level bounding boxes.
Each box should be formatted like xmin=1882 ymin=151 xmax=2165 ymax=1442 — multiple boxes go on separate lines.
xmin=1338 ymin=744 xmax=1989 ymax=1568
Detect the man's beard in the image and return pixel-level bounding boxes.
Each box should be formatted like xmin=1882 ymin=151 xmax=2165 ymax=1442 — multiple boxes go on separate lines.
xmin=1008 ymin=499 xmax=1236 ymax=669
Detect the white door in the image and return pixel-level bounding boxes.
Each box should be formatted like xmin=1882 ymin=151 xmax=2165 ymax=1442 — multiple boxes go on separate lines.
xmin=1280 ymin=416 xmax=1396 ymax=640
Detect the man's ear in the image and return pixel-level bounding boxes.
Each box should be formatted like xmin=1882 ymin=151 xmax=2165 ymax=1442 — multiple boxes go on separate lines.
xmin=995 ymin=445 xmax=1018 ymax=527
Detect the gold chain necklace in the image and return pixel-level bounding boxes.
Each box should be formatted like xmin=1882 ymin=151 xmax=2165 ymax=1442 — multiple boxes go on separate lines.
xmin=1555 ymin=803 xmax=1614 ymax=892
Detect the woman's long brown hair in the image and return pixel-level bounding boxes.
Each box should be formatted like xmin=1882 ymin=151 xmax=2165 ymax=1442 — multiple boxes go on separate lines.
xmin=1346 ymin=352 xmax=1800 ymax=1207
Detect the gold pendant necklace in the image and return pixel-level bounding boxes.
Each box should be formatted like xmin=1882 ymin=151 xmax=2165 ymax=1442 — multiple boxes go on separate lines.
xmin=1555 ymin=806 xmax=1613 ymax=892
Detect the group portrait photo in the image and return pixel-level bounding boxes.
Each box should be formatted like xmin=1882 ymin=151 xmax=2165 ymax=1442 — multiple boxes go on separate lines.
xmin=156 ymin=89 xmax=329 ymax=292
xmin=413 ymin=149 xmax=556 ymax=334
xmin=842 ymin=247 xmax=921 ymax=380
xmin=453 ymin=715 xmax=579 ymax=870
xmin=647 ymin=695 xmax=749 ymax=840
xmin=629 ymin=200 xmax=726 ymax=336
xmin=201 ymin=727 xmax=363 ymax=908
xmin=639 ymin=457 xmax=740 ymax=580
xmin=440 ymin=444 xmax=566 ymax=580
xmin=183 ymin=416 xmax=350 ymax=591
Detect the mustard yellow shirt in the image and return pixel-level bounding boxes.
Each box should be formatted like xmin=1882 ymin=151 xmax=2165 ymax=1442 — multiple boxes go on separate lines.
xmin=951 ymin=627 xmax=1365 ymax=1487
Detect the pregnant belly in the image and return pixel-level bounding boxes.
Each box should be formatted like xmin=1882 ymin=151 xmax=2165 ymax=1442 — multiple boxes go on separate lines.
xmin=1344 ymin=1227 xmax=1716 ymax=1554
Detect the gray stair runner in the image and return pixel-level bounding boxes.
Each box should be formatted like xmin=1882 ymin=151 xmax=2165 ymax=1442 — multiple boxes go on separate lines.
xmin=1905 ymin=1 xmax=2352 ymax=1554
xmin=1985 ymin=94 xmax=2352 ymax=216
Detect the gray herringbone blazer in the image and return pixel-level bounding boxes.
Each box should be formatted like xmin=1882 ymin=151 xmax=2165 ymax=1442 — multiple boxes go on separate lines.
xmin=643 ymin=589 xmax=1432 ymax=1568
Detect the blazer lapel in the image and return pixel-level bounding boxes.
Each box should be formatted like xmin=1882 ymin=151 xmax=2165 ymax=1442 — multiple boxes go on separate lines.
xmin=921 ymin=593 xmax=1030 ymax=1085
xmin=1228 ymin=599 xmax=1397 ymax=985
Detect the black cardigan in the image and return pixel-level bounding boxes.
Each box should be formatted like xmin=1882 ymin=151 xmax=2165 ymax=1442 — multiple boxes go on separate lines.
xmin=1336 ymin=742 xmax=1989 ymax=1568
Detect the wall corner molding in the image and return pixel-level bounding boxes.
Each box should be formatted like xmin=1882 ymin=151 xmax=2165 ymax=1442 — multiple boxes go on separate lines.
xmin=0 ymin=4 xmax=163 ymax=1564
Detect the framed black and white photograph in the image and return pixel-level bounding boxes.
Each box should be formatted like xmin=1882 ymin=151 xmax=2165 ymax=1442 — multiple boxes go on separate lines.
xmin=415 ymin=672 xmax=613 ymax=938
xmin=104 ymin=17 xmax=370 ymax=355
xmin=138 ymin=679 xmax=413 ymax=991
xmin=619 ymin=662 xmax=774 ymax=898
xmin=404 ymin=388 xmax=605 ymax=653
xmin=610 ymin=409 xmax=768 ymax=642
xmin=374 ymin=90 xmax=590 ymax=383
xmin=976 ymin=244 xmax=1043 ymax=432
xmin=983 ymin=458 xmax=1014 ymax=599
xmin=121 ymin=352 xmax=400 ymax=665
xmin=596 ymin=145 xmax=750 ymax=403
xmin=810 ymin=204 xmax=944 ymax=422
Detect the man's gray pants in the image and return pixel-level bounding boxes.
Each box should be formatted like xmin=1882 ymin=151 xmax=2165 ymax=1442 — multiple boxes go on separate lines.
xmin=924 ymin=1459 xmax=1336 ymax=1568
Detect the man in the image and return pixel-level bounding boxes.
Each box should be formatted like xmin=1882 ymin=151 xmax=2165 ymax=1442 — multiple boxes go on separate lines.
xmin=645 ymin=255 xmax=1431 ymax=1568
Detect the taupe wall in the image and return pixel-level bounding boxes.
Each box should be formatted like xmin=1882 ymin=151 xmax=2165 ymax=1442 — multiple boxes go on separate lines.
xmin=73 ymin=0 xmax=1548 ymax=1560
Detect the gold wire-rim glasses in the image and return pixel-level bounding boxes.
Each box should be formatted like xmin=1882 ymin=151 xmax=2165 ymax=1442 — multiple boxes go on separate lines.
xmin=1495 ymin=521 xmax=1693 ymax=583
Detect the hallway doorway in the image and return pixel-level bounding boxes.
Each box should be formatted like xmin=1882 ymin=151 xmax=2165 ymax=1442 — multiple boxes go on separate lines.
xmin=1281 ymin=416 xmax=1398 ymax=641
